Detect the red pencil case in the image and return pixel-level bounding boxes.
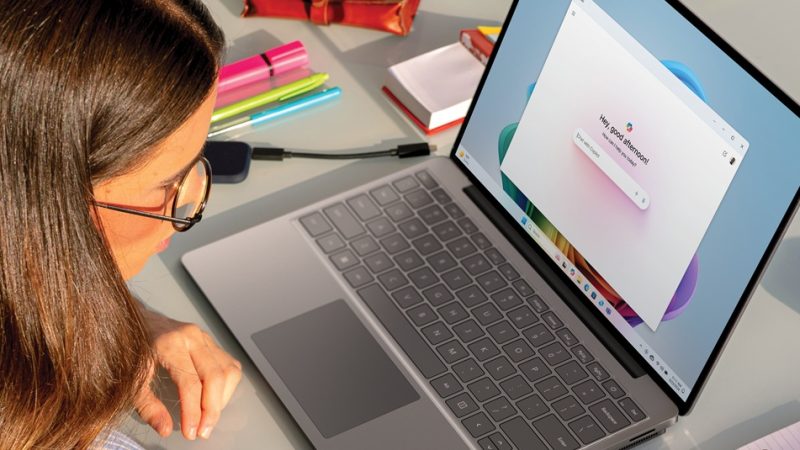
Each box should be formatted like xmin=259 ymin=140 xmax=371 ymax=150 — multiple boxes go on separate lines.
xmin=241 ymin=0 xmax=421 ymax=36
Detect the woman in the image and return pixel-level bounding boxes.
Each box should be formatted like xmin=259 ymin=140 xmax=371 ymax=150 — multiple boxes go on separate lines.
xmin=0 ymin=1 xmax=242 ymax=448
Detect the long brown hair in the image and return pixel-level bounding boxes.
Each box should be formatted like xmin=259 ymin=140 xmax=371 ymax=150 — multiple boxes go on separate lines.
xmin=0 ymin=1 xmax=223 ymax=448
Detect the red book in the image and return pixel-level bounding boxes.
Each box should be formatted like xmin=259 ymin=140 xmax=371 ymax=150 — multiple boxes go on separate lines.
xmin=460 ymin=29 xmax=494 ymax=65
xmin=382 ymin=86 xmax=464 ymax=135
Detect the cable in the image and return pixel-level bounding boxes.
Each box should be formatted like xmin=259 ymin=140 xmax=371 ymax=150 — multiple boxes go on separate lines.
xmin=251 ymin=142 xmax=436 ymax=161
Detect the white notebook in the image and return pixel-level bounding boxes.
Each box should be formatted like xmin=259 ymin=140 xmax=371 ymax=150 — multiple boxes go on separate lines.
xmin=739 ymin=420 xmax=800 ymax=450
xmin=385 ymin=43 xmax=485 ymax=132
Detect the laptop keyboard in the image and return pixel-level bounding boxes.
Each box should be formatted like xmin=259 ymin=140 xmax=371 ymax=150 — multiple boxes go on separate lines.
xmin=299 ymin=170 xmax=647 ymax=449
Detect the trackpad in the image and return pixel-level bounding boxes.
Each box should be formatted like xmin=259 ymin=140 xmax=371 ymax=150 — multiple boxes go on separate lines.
xmin=252 ymin=300 xmax=420 ymax=438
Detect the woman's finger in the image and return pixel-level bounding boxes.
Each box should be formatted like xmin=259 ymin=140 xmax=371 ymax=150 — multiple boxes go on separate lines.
xmin=190 ymin=348 xmax=228 ymax=439
xmin=134 ymin=387 xmax=173 ymax=437
xmin=162 ymin=350 xmax=203 ymax=440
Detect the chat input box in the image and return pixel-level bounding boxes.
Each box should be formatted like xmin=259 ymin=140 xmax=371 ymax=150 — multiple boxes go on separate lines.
xmin=574 ymin=128 xmax=650 ymax=210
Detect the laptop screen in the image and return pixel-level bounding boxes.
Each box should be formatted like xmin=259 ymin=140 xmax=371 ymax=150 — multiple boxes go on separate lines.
xmin=453 ymin=0 xmax=800 ymax=408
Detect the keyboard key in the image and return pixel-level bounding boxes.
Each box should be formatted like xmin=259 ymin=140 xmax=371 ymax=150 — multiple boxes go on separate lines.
xmin=533 ymin=414 xmax=581 ymax=450
xmin=484 ymin=247 xmax=506 ymax=265
xmin=471 ymin=233 xmax=492 ymax=251
xmin=477 ymin=271 xmax=506 ymax=294
xmin=377 ymin=268 xmax=409 ymax=291
xmin=422 ymin=283 xmax=454 ymax=307
xmin=411 ymin=234 xmax=443 ymax=256
xmin=379 ymin=233 xmax=411 ymax=255
xmin=463 ymin=253 xmax=491 ymax=275
xmin=299 ymin=212 xmax=332 ymax=237
xmin=398 ymin=217 xmax=427 ymax=240
xmin=517 ymin=394 xmax=549 ymax=420
xmin=316 ymin=233 xmax=346 ymax=254
xmin=343 ymin=266 xmax=374 ymax=288
xmin=421 ymin=321 xmax=453 ymax=345
xmin=330 ymin=249 xmax=358 ymax=271
xmin=484 ymin=356 xmax=516 ymax=381
xmin=555 ymin=328 xmax=579 ymax=347
xmin=487 ymin=320 xmax=517 ymax=345
xmin=369 ymin=185 xmax=400 ymax=206
xmin=323 ymin=203 xmax=365 ymax=239
xmin=507 ymin=305 xmax=538 ymax=329
xmin=569 ymin=415 xmax=605 ymax=445
xmin=447 ymin=237 xmax=477 ymax=258
xmin=436 ymin=340 xmax=469 ymax=364
xmin=452 ymin=319 xmax=485 ymax=343
xmin=552 ymin=395 xmax=585 ymax=422
xmin=468 ymin=377 xmax=501 ymax=402
xmin=478 ymin=437 xmax=497 ymax=450
xmin=571 ymin=345 xmax=595 ymax=364
xmin=497 ymin=262 xmax=519 ymax=280
xmin=415 ymin=170 xmax=438 ymax=189
xmin=430 ymin=188 xmax=451 ymax=204
xmin=468 ymin=337 xmax=500 ymax=362
xmin=502 ymin=339 xmax=535 ymax=363
xmin=474 ymin=303 xmax=503 ymax=326
xmin=523 ymin=323 xmax=555 ymax=347
xmin=441 ymin=268 xmax=471 ymax=290
xmin=519 ymin=357 xmax=551 ymax=383
xmin=432 ymin=220 xmax=462 ymax=242
xmin=405 ymin=189 xmax=434 ymax=209
xmin=540 ymin=342 xmax=571 ymax=366
xmin=602 ymin=379 xmax=625 ymax=399
xmin=385 ymin=202 xmax=414 ymax=223
xmin=462 ymin=412 xmax=495 ymax=438
xmin=364 ymin=251 xmax=394 ymax=274
xmin=512 ymin=279 xmax=535 ymax=297
xmin=491 ymin=288 xmax=523 ymax=311
xmin=485 ymin=396 xmax=517 ymax=422
xmin=453 ymin=358 xmax=484 ymax=383
xmin=535 ymin=376 xmax=568 ymax=401
xmin=438 ymin=301 xmax=469 ymax=325
xmin=445 ymin=392 xmax=479 ymax=418
xmin=357 ymin=284 xmax=446 ymax=378
xmin=500 ymin=417 xmax=548 ymax=450
xmin=527 ymin=294 xmax=549 ymax=313
xmin=408 ymin=304 xmax=437 ymax=327
xmin=586 ymin=362 xmax=610 ymax=382
xmin=351 ymin=235 xmax=380 ymax=256
xmin=499 ymin=375 xmax=533 ymax=400
xmin=392 ymin=286 xmax=423 ymax=308
xmin=542 ymin=311 xmax=564 ymax=330
xmin=418 ymin=204 xmax=447 ymax=225
xmin=619 ymin=398 xmax=646 ymax=422
xmin=430 ymin=373 xmax=462 ymax=398
xmin=346 ymin=194 xmax=381 ymax=221
xmin=392 ymin=175 xmax=419 ymax=193
xmin=489 ymin=433 xmax=513 ymax=450
xmin=573 ymin=379 xmax=605 ymax=405
xmin=366 ymin=216 xmax=396 ymax=238
xmin=393 ymin=249 xmax=424 ymax=271
xmin=426 ymin=250 xmax=457 ymax=273
xmin=456 ymin=285 xmax=488 ymax=308
xmin=555 ymin=361 xmax=589 ymax=385
xmin=589 ymin=399 xmax=630 ymax=433
xmin=443 ymin=202 xmax=465 ymax=219
xmin=409 ymin=266 xmax=438 ymax=289
xmin=458 ymin=217 xmax=479 ymax=235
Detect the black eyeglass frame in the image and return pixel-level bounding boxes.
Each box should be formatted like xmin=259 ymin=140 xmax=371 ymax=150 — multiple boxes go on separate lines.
xmin=94 ymin=157 xmax=212 ymax=232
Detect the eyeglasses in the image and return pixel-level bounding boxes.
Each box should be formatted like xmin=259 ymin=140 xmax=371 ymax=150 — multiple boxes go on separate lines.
xmin=95 ymin=157 xmax=212 ymax=232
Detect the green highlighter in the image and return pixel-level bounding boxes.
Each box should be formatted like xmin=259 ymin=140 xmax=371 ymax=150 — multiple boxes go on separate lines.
xmin=211 ymin=72 xmax=329 ymax=124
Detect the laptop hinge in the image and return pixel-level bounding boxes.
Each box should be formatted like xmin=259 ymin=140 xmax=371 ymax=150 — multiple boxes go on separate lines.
xmin=464 ymin=185 xmax=646 ymax=379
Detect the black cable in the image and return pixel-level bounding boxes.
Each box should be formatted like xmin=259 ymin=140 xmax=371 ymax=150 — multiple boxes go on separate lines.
xmin=251 ymin=142 xmax=436 ymax=161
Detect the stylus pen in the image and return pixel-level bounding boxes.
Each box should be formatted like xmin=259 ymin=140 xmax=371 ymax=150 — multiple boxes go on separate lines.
xmin=211 ymin=73 xmax=329 ymax=124
xmin=207 ymin=87 xmax=342 ymax=138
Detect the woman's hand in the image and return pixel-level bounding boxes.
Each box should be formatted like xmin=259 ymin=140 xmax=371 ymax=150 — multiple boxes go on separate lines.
xmin=135 ymin=308 xmax=242 ymax=440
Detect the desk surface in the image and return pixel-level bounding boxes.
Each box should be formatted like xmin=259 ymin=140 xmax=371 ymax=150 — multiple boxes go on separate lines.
xmin=124 ymin=1 xmax=800 ymax=448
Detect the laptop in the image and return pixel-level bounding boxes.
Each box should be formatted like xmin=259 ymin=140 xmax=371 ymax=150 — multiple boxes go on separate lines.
xmin=182 ymin=1 xmax=800 ymax=448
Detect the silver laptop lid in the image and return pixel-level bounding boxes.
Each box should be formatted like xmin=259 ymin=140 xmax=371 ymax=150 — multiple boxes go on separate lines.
xmin=451 ymin=0 xmax=800 ymax=413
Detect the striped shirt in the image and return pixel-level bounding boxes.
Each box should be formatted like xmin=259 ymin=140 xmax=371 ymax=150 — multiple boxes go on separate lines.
xmin=95 ymin=430 xmax=145 ymax=450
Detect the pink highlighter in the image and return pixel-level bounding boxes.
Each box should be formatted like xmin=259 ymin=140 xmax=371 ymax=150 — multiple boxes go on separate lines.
xmin=218 ymin=41 xmax=309 ymax=95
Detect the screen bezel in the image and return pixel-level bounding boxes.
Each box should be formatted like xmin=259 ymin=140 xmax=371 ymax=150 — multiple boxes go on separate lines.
xmin=449 ymin=0 xmax=800 ymax=415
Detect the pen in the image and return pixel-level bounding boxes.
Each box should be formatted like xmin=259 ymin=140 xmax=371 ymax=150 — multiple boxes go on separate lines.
xmin=211 ymin=72 xmax=329 ymax=124
xmin=218 ymin=41 xmax=309 ymax=95
xmin=208 ymin=87 xmax=342 ymax=138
